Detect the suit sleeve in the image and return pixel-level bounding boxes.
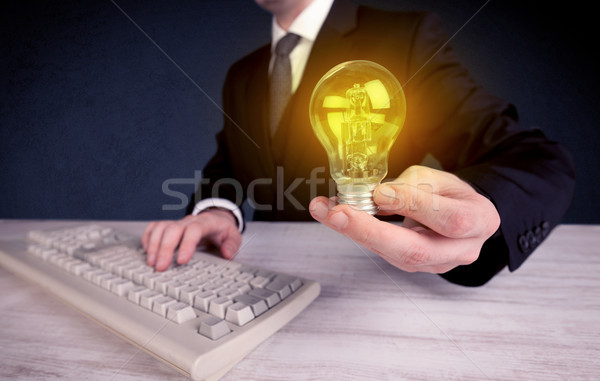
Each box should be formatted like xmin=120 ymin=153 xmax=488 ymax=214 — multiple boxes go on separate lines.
xmin=402 ymin=13 xmax=576 ymax=286
xmin=186 ymin=67 xmax=244 ymax=214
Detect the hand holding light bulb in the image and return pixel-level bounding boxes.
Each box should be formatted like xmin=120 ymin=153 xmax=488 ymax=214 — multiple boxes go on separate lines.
xmin=309 ymin=61 xmax=500 ymax=274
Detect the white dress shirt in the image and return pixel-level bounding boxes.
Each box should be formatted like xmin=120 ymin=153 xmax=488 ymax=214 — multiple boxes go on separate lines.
xmin=270 ymin=0 xmax=335 ymax=93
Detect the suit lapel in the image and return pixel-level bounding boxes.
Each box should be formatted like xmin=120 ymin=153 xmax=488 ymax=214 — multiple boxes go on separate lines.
xmin=244 ymin=45 xmax=278 ymax=180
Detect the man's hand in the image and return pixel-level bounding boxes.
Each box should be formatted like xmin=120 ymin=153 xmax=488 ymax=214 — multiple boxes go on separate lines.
xmin=142 ymin=209 xmax=242 ymax=271
xmin=309 ymin=166 xmax=500 ymax=274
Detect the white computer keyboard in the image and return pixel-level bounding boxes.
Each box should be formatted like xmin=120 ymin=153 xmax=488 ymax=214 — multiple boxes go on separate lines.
xmin=0 ymin=224 xmax=320 ymax=380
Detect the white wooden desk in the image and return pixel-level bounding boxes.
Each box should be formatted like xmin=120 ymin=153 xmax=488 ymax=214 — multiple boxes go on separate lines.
xmin=0 ymin=220 xmax=598 ymax=380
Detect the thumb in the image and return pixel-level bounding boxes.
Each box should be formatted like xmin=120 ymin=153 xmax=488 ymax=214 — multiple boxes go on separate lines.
xmin=217 ymin=230 xmax=242 ymax=260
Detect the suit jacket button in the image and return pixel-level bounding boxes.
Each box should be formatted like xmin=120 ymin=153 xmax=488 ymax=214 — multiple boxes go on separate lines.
xmin=518 ymin=235 xmax=529 ymax=252
xmin=527 ymin=230 xmax=537 ymax=246
xmin=541 ymin=221 xmax=550 ymax=237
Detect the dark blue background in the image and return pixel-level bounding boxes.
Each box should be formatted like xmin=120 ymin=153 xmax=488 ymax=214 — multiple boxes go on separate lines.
xmin=2 ymin=0 xmax=598 ymax=222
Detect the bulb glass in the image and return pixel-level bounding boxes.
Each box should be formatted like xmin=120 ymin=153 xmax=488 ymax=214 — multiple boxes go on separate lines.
xmin=309 ymin=60 xmax=406 ymax=213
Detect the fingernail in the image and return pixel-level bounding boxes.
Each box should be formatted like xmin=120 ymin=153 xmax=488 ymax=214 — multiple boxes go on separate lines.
xmin=146 ymin=254 xmax=155 ymax=266
xmin=376 ymin=184 xmax=399 ymax=205
xmin=222 ymin=245 xmax=232 ymax=259
xmin=156 ymin=257 xmax=167 ymax=269
xmin=310 ymin=199 xmax=329 ymax=220
xmin=330 ymin=211 xmax=348 ymax=230
xmin=176 ymin=252 xmax=188 ymax=264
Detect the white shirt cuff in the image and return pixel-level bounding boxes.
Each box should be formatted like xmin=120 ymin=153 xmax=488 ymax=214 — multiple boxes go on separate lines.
xmin=191 ymin=198 xmax=244 ymax=233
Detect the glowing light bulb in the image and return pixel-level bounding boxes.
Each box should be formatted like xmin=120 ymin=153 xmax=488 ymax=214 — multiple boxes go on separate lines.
xmin=309 ymin=60 xmax=406 ymax=214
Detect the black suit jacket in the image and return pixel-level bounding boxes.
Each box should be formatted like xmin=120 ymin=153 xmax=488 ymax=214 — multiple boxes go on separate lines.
xmin=190 ymin=0 xmax=575 ymax=286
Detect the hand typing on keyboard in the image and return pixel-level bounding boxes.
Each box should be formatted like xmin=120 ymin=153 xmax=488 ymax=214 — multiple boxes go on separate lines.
xmin=142 ymin=209 xmax=242 ymax=271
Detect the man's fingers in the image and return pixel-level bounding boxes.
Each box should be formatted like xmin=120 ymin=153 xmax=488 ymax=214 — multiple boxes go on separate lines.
xmin=374 ymin=182 xmax=471 ymax=238
xmin=144 ymin=210 xmax=243 ymax=271
xmin=176 ymin=222 xmax=205 ymax=264
xmin=310 ymin=197 xmax=426 ymax=263
xmin=374 ymin=179 xmax=497 ymax=239
xmin=145 ymin=221 xmax=171 ymax=266
xmin=308 ymin=196 xmax=337 ymax=220
xmin=196 ymin=212 xmax=242 ymax=259
xmin=178 ymin=219 xmax=242 ymax=261
xmin=309 ymin=165 xmax=500 ymax=275
xmin=155 ymin=223 xmax=185 ymax=271
xmin=219 ymin=231 xmax=243 ymax=260
xmin=311 ymin=197 xmax=482 ymax=273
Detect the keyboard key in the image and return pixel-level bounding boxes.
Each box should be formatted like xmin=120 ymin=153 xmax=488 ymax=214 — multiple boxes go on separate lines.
xmin=203 ymin=282 xmax=227 ymax=294
xmin=167 ymin=302 xmax=196 ymax=324
xmin=106 ymin=258 xmax=132 ymax=274
xmin=192 ymin=260 xmax=208 ymax=270
xmin=88 ymin=230 xmax=101 ymax=240
xmin=101 ymin=275 xmax=122 ymax=290
xmin=82 ymin=242 xmax=96 ymax=250
xmin=132 ymin=266 xmax=154 ymax=284
xmin=209 ymin=296 xmax=233 ymax=319
xmin=70 ymin=262 xmax=91 ymax=276
xmin=213 ymin=278 xmax=234 ymax=288
xmin=154 ymin=278 xmax=179 ymax=294
xmin=48 ymin=253 xmax=68 ymax=266
xmin=202 ymin=264 xmax=219 ymax=273
xmin=255 ymin=269 xmax=275 ymax=279
xmin=234 ymin=294 xmax=268 ymax=317
xmin=127 ymin=285 xmax=148 ymax=304
xmin=218 ymin=287 xmax=240 ymax=300
xmin=92 ymin=271 xmax=113 ymax=287
xmin=188 ymin=276 xmax=213 ymax=289
xmin=143 ymin=272 xmax=165 ymax=289
xmin=265 ymin=279 xmax=292 ymax=300
xmin=82 ymin=268 xmax=103 ymax=282
xmin=208 ymin=265 xmax=227 ymax=275
xmin=225 ymin=302 xmax=255 ymax=326
xmin=198 ymin=316 xmax=231 ymax=340
xmin=176 ymin=272 xmax=200 ymax=285
xmin=119 ymin=262 xmax=143 ymax=279
xmin=40 ymin=248 xmax=59 ymax=260
xmin=235 ymin=272 xmax=255 ymax=283
xmin=97 ymin=254 xmax=121 ymax=271
xmin=230 ymin=281 xmax=251 ymax=294
xmin=249 ymin=288 xmax=281 ymax=308
xmin=222 ymin=269 xmax=241 ymax=279
xmin=179 ymin=286 xmax=202 ymax=305
xmin=166 ymin=281 xmax=187 ymax=299
xmin=237 ymin=265 xmax=257 ymax=274
xmin=140 ymin=290 xmax=162 ymax=310
xmin=273 ymin=275 xmax=302 ymax=292
xmin=152 ymin=296 xmax=178 ymax=317
xmin=62 ymin=258 xmax=81 ymax=272
xmin=194 ymin=291 xmax=217 ymax=312
xmin=111 ymin=279 xmax=135 ymax=296
xmin=250 ymin=276 xmax=270 ymax=289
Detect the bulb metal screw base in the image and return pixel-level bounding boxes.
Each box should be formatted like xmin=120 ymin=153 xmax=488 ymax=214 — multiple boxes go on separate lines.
xmin=337 ymin=190 xmax=379 ymax=215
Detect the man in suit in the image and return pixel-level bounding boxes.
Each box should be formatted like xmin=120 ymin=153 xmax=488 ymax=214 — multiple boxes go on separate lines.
xmin=142 ymin=0 xmax=575 ymax=286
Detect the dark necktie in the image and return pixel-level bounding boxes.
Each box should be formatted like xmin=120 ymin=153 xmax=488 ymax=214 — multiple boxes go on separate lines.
xmin=269 ymin=33 xmax=301 ymax=136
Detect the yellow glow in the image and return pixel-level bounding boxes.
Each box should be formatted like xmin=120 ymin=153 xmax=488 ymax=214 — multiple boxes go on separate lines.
xmin=309 ymin=60 xmax=406 ymax=212
xmin=323 ymin=95 xmax=349 ymax=109
xmin=370 ymin=113 xmax=385 ymax=124
xmin=364 ymin=79 xmax=390 ymax=109
xmin=326 ymin=111 xmax=345 ymax=159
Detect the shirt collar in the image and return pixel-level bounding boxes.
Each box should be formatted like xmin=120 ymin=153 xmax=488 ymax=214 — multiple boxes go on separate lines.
xmin=271 ymin=0 xmax=334 ymax=52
